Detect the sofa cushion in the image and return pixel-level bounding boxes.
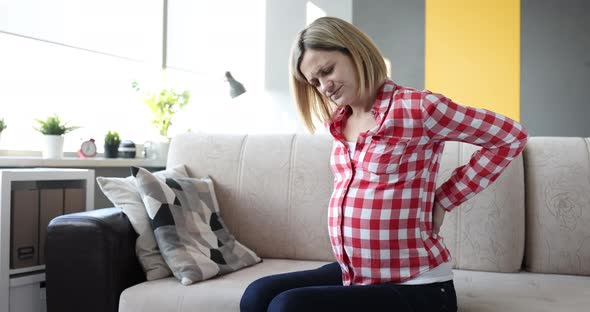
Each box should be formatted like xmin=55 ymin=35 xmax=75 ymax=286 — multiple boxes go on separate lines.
xmin=119 ymin=259 xmax=590 ymax=312
xmin=453 ymin=270 xmax=590 ymax=312
xmin=133 ymin=167 xmax=261 ymax=285
xmin=118 ymin=259 xmax=331 ymax=312
xmin=523 ymin=137 xmax=590 ymax=275
xmin=96 ymin=164 xmax=188 ymax=280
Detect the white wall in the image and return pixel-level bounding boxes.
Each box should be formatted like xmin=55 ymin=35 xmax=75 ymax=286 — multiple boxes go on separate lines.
xmin=264 ymin=0 xmax=352 ymax=133
xmin=165 ymin=0 xmax=352 ymax=134
xmin=166 ymin=0 xmax=266 ymax=92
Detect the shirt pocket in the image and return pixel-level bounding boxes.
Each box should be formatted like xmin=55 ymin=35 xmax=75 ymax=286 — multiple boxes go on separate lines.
xmin=361 ymin=136 xmax=410 ymax=174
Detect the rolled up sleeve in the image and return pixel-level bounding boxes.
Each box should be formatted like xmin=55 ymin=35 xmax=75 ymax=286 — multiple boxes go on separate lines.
xmin=421 ymin=92 xmax=529 ymax=211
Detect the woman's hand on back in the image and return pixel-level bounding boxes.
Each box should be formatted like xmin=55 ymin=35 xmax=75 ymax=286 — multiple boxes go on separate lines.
xmin=432 ymin=202 xmax=446 ymax=238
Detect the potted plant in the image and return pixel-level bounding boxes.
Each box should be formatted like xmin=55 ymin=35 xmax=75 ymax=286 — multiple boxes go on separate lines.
xmin=104 ymin=131 xmax=121 ymax=158
xmin=34 ymin=114 xmax=78 ymax=158
xmin=0 ymin=118 xmax=6 ymax=142
xmin=132 ymin=81 xmax=190 ymax=161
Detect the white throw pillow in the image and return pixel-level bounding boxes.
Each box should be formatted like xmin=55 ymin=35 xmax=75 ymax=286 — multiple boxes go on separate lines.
xmin=96 ymin=165 xmax=188 ymax=280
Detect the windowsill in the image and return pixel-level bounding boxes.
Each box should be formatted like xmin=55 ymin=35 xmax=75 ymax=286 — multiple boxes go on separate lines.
xmin=0 ymin=156 xmax=166 ymax=168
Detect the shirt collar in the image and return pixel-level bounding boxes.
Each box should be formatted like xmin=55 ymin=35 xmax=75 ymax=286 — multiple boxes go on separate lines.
xmin=371 ymin=80 xmax=397 ymax=117
xmin=329 ymin=80 xmax=398 ymax=139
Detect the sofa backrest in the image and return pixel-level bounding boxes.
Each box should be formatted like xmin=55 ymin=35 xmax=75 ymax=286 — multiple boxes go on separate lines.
xmin=168 ymin=133 xmax=335 ymax=261
xmin=524 ymin=137 xmax=590 ymax=276
xmin=167 ymin=133 xmax=525 ymax=273
xmin=437 ymin=142 xmax=525 ymax=273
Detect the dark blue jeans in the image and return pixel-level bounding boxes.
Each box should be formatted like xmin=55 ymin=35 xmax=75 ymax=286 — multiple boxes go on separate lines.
xmin=240 ymin=262 xmax=457 ymax=312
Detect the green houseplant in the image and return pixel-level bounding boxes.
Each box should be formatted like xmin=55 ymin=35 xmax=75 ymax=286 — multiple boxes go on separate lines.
xmin=133 ymin=81 xmax=190 ymax=162
xmin=0 ymin=118 xmax=6 ymax=133
xmin=132 ymin=81 xmax=191 ymax=138
xmin=34 ymin=115 xmax=78 ymax=135
xmin=34 ymin=114 xmax=78 ymax=159
xmin=104 ymin=130 xmax=121 ymax=158
xmin=0 ymin=118 xmax=6 ymax=143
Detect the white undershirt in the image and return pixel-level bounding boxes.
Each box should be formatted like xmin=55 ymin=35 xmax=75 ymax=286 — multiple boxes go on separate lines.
xmin=346 ymin=141 xmax=356 ymax=158
xmin=396 ymin=261 xmax=453 ymax=285
xmin=343 ymin=141 xmax=453 ymax=284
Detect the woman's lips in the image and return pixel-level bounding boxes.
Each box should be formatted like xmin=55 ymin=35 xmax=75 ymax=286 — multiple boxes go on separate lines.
xmin=330 ymin=86 xmax=342 ymax=101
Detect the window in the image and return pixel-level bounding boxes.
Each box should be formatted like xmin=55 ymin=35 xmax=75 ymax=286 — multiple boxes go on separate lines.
xmin=0 ymin=33 xmax=163 ymax=151
xmin=0 ymin=0 xmax=266 ymax=153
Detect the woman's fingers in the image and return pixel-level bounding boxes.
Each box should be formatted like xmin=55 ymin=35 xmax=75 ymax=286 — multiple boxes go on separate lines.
xmin=432 ymin=203 xmax=446 ymax=237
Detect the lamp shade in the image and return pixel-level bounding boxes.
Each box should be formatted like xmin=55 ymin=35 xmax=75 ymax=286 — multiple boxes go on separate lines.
xmin=225 ymin=71 xmax=246 ymax=98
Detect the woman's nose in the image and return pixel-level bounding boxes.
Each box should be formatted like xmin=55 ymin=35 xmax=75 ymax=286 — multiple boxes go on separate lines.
xmin=319 ymin=79 xmax=334 ymax=94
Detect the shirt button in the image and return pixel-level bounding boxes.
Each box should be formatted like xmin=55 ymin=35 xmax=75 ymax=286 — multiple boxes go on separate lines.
xmin=371 ymin=110 xmax=377 ymax=115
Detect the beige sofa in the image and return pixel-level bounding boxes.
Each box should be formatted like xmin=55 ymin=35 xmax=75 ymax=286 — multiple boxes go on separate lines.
xmin=48 ymin=133 xmax=590 ymax=312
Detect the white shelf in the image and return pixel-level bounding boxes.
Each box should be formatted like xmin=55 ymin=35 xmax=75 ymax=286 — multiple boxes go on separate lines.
xmin=0 ymin=156 xmax=165 ymax=168
xmin=10 ymin=265 xmax=45 ymax=276
xmin=0 ymin=169 xmax=95 ymax=312
xmin=9 ymin=272 xmax=47 ymax=312
xmin=9 ymin=273 xmax=45 ymax=288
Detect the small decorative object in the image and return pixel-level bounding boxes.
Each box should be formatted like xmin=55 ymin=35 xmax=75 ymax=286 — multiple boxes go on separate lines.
xmin=143 ymin=141 xmax=157 ymax=160
xmin=104 ymin=130 xmax=121 ymax=158
xmin=118 ymin=140 xmax=136 ymax=158
xmin=225 ymin=71 xmax=246 ymax=98
xmin=77 ymin=139 xmax=97 ymax=159
xmin=34 ymin=114 xmax=78 ymax=159
xmin=142 ymin=140 xmax=171 ymax=161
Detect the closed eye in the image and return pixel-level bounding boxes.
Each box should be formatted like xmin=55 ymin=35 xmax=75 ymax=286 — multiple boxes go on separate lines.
xmin=308 ymin=66 xmax=334 ymax=88
xmin=320 ymin=66 xmax=333 ymax=76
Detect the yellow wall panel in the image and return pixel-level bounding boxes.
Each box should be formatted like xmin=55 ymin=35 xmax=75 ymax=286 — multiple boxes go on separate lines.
xmin=425 ymin=0 xmax=520 ymax=121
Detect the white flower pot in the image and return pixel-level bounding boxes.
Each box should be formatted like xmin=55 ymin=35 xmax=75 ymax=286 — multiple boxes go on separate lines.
xmin=156 ymin=140 xmax=170 ymax=162
xmin=144 ymin=138 xmax=170 ymax=162
xmin=42 ymin=135 xmax=64 ymax=159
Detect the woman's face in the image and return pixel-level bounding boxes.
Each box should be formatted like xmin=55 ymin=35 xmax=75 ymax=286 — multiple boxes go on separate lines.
xmin=299 ymin=49 xmax=359 ymax=108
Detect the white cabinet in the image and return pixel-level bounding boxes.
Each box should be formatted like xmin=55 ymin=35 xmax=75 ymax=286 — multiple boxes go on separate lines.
xmin=0 ymin=168 xmax=94 ymax=312
xmin=9 ymin=273 xmax=47 ymax=312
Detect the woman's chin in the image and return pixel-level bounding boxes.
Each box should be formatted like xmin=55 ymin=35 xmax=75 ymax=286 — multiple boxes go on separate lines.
xmin=331 ymin=98 xmax=348 ymax=107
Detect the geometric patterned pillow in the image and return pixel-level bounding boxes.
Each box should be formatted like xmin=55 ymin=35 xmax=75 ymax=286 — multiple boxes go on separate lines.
xmin=96 ymin=164 xmax=188 ymax=281
xmin=132 ymin=166 xmax=261 ymax=285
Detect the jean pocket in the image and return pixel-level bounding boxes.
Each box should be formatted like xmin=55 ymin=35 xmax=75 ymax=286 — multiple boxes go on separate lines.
xmin=438 ymin=282 xmax=458 ymax=312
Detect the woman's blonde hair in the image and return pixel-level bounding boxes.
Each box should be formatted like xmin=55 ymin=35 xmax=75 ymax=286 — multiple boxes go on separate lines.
xmin=289 ymin=17 xmax=388 ymax=133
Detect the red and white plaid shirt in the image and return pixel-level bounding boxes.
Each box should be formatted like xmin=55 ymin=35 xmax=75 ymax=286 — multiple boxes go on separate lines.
xmin=328 ymin=80 xmax=528 ymax=285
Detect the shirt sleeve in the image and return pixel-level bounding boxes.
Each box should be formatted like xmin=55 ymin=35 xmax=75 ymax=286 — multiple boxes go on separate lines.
xmin=421 ymin=92 xmax=529 ymax=212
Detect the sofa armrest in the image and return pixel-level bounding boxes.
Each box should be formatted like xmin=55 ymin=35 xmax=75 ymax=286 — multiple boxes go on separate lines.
xmin=46 ymin=207 xmax=146 ymax=312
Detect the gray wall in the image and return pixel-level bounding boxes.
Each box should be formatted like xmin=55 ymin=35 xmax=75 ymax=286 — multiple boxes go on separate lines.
xmin=352 ymin=0 xmax=425 ymax=90
xmin=521 ymin=0 xmax=590 ymax=136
